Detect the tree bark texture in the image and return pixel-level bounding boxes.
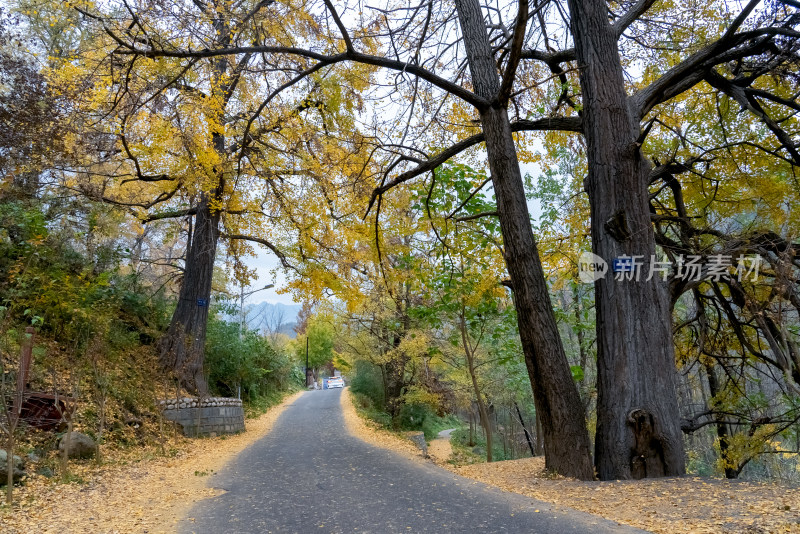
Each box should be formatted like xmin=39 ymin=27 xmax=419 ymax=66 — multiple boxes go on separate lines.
xmin=455 ymin=0 xmax=594 ymax=480
xmin=158 ymin=195 xmax=221 ymax=394
xmin=534 ymin=413 xmax=545 ymax=456
xmin=566 ymin=0 xmax=685 ymax=479
xmin=384 ymin=351 xmax=409 ymax=419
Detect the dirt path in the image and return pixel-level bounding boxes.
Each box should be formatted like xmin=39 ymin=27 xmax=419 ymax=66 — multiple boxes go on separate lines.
xmin=427 ymin=428 xmax=456 ymax=463
xmin=1 ymin=390 xmax=304 ymax=534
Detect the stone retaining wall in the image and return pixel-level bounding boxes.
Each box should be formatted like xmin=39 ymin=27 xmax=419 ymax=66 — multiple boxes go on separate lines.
xmin=159 ymin=397 xmax=245 ymax=437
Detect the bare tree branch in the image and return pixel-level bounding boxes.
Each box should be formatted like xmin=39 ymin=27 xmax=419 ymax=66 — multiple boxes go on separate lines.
xmin=498 ymin=0 xmax=529 ymax=106
xmin=364 ymin=116 xmax=581 ymax=217
xmin=223 ymin=233 xmax=293 ymax=270
xmin=613 ymin=0 xmax=658 ymax=37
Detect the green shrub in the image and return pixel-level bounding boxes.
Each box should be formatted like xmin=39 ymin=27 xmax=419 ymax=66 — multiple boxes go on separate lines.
xmin=396 ymin=401 xmax=433 ymax=431
xmin=348 ymin=360 xmax=385 ymax=409
xmin=351 ymin=392 xmax=392 ymax=427
xmin=205 ymin=314 xmax=301 ymax=404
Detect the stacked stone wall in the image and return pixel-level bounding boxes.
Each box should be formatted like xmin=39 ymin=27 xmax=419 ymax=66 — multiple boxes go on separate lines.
xmin=160 ymin=397 xmax=245 ymax=437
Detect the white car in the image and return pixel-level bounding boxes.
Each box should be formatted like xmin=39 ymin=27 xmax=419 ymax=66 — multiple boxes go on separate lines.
xmin=326 ymin=376 xmax=344 ymax=389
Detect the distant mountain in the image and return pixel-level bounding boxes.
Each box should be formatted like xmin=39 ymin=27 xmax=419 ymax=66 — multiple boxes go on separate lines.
xmin=244 ymin=302 xmax=302 ymax=338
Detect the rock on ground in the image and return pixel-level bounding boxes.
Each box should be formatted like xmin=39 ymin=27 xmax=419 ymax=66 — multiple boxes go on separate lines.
xmin=0 ymin=449 xmax=25 ymax=484
xmin=59 ymin=431 xmax=97 ymax=459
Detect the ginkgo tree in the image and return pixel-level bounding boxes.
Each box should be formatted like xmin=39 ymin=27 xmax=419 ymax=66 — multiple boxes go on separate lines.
xmin=21 ymin=0 xmax=375 ymax=394
xmin=634 ymin=46 xmax=800 ymax=478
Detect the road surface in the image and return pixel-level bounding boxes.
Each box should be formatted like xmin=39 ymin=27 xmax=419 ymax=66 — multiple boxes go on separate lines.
xmin=179 ymin=389 xmax=647 ymax=533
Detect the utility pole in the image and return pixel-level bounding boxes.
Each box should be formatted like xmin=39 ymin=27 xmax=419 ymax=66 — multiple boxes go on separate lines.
xmin=305 ymin=335 xmax=310 ymax=387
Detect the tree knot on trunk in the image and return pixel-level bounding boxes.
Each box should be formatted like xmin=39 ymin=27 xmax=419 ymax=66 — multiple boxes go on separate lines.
xmin=605 ymin=209 xmax=632 ymax=242
xmin=625 ymin=140 xmax=642 ymax=158
xmin=627 ymin=408 xmax=667 ymax=479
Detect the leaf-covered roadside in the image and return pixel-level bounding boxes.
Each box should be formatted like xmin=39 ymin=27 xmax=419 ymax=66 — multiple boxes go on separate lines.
xmin=342 ymin=384 xmax=800 ymax=534
xmin=454 ymin=458 xmax=800 ymax=534
xmin=0 ymin=390 xmax=303 ymax=534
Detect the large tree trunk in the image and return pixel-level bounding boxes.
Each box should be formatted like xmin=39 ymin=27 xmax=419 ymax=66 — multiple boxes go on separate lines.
xmin=566 ymin=0 xmax=685 ymax=479
xmin=157 ymin=13 xmax=233 ymax=395
xmin=158 ymin=196 xmax=221 ymax=394
xmin=455 ymin=0 xmax=593 ymax=480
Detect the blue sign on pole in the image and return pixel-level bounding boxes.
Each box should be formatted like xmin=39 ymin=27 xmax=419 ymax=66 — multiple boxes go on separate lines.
xmin=197 ymin=298 xmax=208 ymax=307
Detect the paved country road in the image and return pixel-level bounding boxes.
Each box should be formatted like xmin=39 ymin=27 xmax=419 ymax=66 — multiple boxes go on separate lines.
xmin=179 ymin=389 xmax=647 ymax=534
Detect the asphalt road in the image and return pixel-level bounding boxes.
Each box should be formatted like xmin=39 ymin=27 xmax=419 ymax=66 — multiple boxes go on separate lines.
xmin=179 ymin=389 xmax=647 ymax=534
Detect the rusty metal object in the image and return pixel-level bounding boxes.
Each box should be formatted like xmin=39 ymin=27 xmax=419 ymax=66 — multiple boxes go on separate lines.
xmin=18 ymin=392 xmax=74 ymax=431
xmin=6 ymin=328 xmax=75 ymax=431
